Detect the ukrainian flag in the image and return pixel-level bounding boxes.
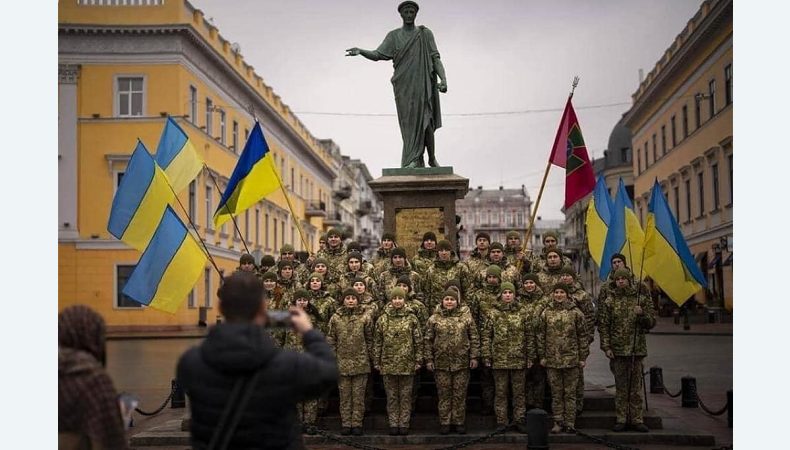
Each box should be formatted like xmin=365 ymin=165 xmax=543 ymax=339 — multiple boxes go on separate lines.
xmin=213 ymin=121 xmax=280 ymax=228
xmin=122 ymin=206 xmax=208 ymax=314
xmin=108 ymin=141 xmax=174 ymax=251
xmin=155 ymin=116 xmax=203 ymax=193
xmin=585 ymin=176 xmax=613 ymax=266
xmin=599 ymin=178 xmax=644 ymax=280
xmin=643 ymin=180 xmax=706 ymax=305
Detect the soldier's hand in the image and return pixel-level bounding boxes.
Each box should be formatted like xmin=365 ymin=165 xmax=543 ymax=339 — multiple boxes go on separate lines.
xmin=579 ymin=360 xmax=586 ymax=368
xmin=414 ymin=363 xmax=421 ymax=372
xmin=426 ymin=362 xmax=434 ymax=372
xmin=469 ymin=359 xmax=478 ymax=369
xmin=539 ymin=359 xmax=546 ymax=367
xmin=605 ymin=349 xmax=614 ymax=359
xmin=634 ymin=305 xmax=643 ymax=315
xmin=484 ymin=359 xmax=492 ymax=368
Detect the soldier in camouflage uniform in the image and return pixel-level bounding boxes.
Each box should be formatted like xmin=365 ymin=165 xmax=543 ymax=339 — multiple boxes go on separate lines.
xmin=598 ymin=268 xmax=655 ymax=433
xmin=412 ymin=231 xmax=438 ymax=278
xmin=284 ymin=288 xmax=323 ymax=433
xmin=316 ymin=228 xmax=347 ymax=280
xmin=306 ymin=272 xmax=336 ymax=336
xmin=348 ymin=241 xmax=376 ymax=277
xmin=425 ymin=240 xmax=471 ymax=312
xmin=268 ymin=244 xmax=310 ymax=283
xmin=327 ymin=288 xmax=374 ymax=436
xmin=519 ymin=274 xmax=548 ymax=410
xmin=259 ymin=254 xmax=276 ymax=275
xmin=596 ymin=253 xmax=651 ymax=307
xmin=559 ymin=267 xmax=595 ymax=414
xmin=504 ymin=230 xmax=531 ymax=273
xmin=536 ymin=248 xmax=567 ymax=293
xmin=275 ymin=260 xmax=302 ymax=308
xmin=338 ymin=252 xmax=377 ymax=298
xmin=236 ymin=253 xmax=258 ymax=275
xmin=312 ymin=258 xmax=341 ymax=301
xmin=261 ymin=271 xmax=286 ymax=347
xmin=424 ymin=289 xmax=480 ymax=434
xmin=374 ymin=287 xmax=423 ymax=436
xmin=529 ymin=230 xmax=573 ymax=274
xmin=537 ymin=283 xmax=589 ymax=433
xmin=464 ymin=232 xmax=490 ymax=280
xmin=372 ymin=232 xmax=397 ymax=277
xmin=481 ymin=282 xmax=529 ymax=432
xmin=473 ymin=265 xmax=502 ymax=416
xmin=395 ymin=275 xmax=429 ymax=412
xmin=349 ymin=274 xmax=379 ymax=320
xmin=377 ymin=248 xmax=423 ymax=303
xmin=474 ymin=242 xmax=521 ymax=293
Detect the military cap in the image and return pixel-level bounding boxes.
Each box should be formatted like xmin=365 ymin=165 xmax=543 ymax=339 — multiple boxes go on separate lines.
xmin=559 ymin=266 xmax=576 ymax=277
xmin=261 ymin=271 xmax=278 ymax=282
xmin=522 ymin=273 xmax=540 ymax=284
xmin=442 ymin=289 xmax=459 ymax=301
xmin=444 ymin=279 xmax=461 ymax=291
xmin=314 ymin=257 xmax=329 ymax=267
xmin=437 ymin=240 xmax=452 ymax=251
xmin=277 ymin=260 xmax=294 ymax=270
xmin=543 ymin=230 xmax=559 ymax=241
xmin=260 ymin=255 xmax=275 ymax=267
xmin=611 ymin=253 xmax=627 ymax=263
xmin=545 ymin=247 xmax=563 ymax=258
xmin=500 ymin=282 xmax=516 ymax=294
xmin=506 ymin=230 xmax=521 ymax=240
xmin=239 ymin=253 xmax=255 ymax=265
xmin=347 ymin=241 xmax=362 ymax=252
xmin=422 ymin=231 xmax=437 ymax=242
xmin=613 ymin=268 xmax=632 ymax=279
xmin=551 ymin=283 xmax=570 ymax=294
xmin=475 ymin=231 xmax=491 ymax=242
xmin=342 ymin=288 xmax=359 ymax=300
xmin=486 ymin=265 xmax=502 ymax=278
xmin=347 ymin=251 xmax=363 ymax=263
xmin=489 ymin=242 xmax=504 ymax=252
xmin=382 ymin=232 xmax=396 ymax=242
xmin=388 ymin=287 xmax=407 ymax=300
xmin=309 ymin=272 xmax=324 ymax=282
xmin=391 ymin=247 xmax=407 ymax=259
xmin=319 ymin=233 xmax=328 ymax=242
xmin=294 ymin=288 xmax=310 ymax=300
xmin=280 ymin=244 xmax=295 ymax=254
xmin=396 ymin=275 xmax=412 ymax=288
xmin=327 ymin=228 xmax=341 ymax=238
xmin=398 ymin=1 xmax=419 ymax=13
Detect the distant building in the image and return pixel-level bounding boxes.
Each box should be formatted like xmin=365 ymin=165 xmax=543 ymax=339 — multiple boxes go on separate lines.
xmin=456 ymin=186 xmax=532 ymax=259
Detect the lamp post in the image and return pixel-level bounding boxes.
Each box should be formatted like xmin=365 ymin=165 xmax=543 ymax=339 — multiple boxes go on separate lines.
xmin=711 ymin=236 xmax=727 ymax=317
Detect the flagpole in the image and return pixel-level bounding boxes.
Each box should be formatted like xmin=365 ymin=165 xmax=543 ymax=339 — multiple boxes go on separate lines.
xmin=271 ymin=161 xmax=311 ymax=254
xmin=204 ymin=165 xmax=254 ymax=258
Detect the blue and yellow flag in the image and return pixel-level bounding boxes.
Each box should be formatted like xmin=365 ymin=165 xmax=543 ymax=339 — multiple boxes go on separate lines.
xmin=108 ymin=141 xmax=174 ymax=251
xmin=585 ymin=176 xmax=613 ymax=266
xmin=155 ymin=116 xmax=203 ymax=193
xmin=599 ymin=178 xmax=644 ymax=280
xmin=122 ymin=206 xmax=207 ymax=314
xmin=213 ymin=121 xmax=280 ymax=228
xmin=643 ymin=180 xmax=706 ymax=305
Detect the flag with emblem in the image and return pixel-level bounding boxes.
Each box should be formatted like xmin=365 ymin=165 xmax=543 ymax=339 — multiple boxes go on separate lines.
xmin=548 ymin=97 xmax=596 ymax=209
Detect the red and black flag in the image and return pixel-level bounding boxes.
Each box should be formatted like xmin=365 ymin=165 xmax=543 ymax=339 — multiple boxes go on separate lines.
xmin=548 ymin=98 xmax=596 ymax=209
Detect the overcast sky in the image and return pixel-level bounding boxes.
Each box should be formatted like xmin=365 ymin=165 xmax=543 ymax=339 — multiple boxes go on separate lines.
xmin=190 ymin=0 xmax=702 ymax=220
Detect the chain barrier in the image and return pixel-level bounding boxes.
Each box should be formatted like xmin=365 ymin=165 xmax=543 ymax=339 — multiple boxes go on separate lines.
xmin=657 ymin=378 xmax=682 ymax=398
xmin=573 ymin=428 xmax=642 ymax=450
xmin=310 ymin=424 xmax=514 ymax=450
xmin=696 ymin=392 xmax=729 ymax=416
xmin=134 ymin=387 xmax=174 ymax=416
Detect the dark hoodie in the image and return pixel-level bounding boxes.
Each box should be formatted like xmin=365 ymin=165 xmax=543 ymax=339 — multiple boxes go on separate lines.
xmin=177 ymin=323 xmax=338 ymax=449
xmin=59 ymin=305 xmax=128 ymax=450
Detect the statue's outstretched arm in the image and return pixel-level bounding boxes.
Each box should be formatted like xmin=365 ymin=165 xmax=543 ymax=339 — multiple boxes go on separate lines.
xmin=345 ymin=48 xmax=383 ymax=61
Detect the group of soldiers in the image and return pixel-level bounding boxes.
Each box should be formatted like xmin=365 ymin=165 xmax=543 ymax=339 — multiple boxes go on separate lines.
xmin=235 ymin=227 xmax=656 ymax=436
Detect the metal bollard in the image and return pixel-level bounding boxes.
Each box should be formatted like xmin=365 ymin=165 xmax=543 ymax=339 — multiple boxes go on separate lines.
xmin=727 ymin=390 xmax=732 ymax=428
xmin=526 ymin=408 xmax=549 ymax=450
xmin=681 ymin=376 xmax=698 ymax=408
xmin=650 ymin=366 xmax=664 ymax=394
xmin=683 ymin=311 xmax=691 ymax=330
xmin=171 ymin=378 xmax=186 ymax=408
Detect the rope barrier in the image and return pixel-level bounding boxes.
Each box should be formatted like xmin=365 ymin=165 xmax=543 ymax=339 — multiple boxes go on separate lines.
xmin=134 ymin=388 xmax=174 ymax=416
xmin=696 ymin=392 xmax=729 ymax=416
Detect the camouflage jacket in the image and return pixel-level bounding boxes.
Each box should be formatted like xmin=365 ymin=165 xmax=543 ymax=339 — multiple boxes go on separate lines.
xmin=268 ymin=259 xmax=310 ymax=285
xmin=412 ymin=248 xmax=437 ymax=278
xmin=536 ymin=266 xmax=565 ymax=297
xmin=464 ymin=250 xmax=488 ymax=280
xmin=473 ymin=283 xmax=501 ymax=326
xmin=338 ymin=270 xmax=377 ymax=298
xmin=424 ymin=305 xmax=480 ymax=371
xmin=308 ymin=289 xmax=336 ymax=335
xmin=405 ymin=294 xmax=429 ymax=328
xmin=481 ymin=301 xmax=529 ymax=370
xmin=374 ymin=305 xmax=423 ymax=375
xmin=283 ymin=302 xmax=322 ymax=352
xmin=598 ymin=285 xmax=657 ymax=357
xmin=519 ymin=287 xmax=548 ymax=364
xmin=327 ymin=306 xmax=374 ymax=376
xmin=372 ymin=248 xmax=393 ymax=277
xmin=425 ymin=258 xmax=471 ymax=312
xmin=565 ymin=283 xmax=596 ymax=345
xmin=529 ymin=248 xmax=573 ymax=274
xmin=537 ymin=299 xmax=589 ymax=368
xmin=474 ymin=260 xmax=521 ymax=292
xmin=317 ymin=245 xmax=348 ymax=281
xmin=504 ymin=246 xmax=530 ymax=271
xmin=275 ymin=278 xmax=302 ymax=309
xmin=377 ymin=265 xmax=423 ymax=302
xmin=596 ymin=271 xmax=651 ymax=305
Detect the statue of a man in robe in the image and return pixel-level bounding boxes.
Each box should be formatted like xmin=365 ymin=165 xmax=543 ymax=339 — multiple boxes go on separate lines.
xmin=346 ymin=1 xmax=448 ymax=168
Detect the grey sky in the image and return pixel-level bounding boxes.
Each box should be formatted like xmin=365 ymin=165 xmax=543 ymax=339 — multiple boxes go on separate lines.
xmin=190 ymin=0 xmax=702 ymax=220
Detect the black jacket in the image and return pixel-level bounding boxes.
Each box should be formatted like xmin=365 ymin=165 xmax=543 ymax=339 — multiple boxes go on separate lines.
xmin=177 ymin=324 xmax=338 ymax=449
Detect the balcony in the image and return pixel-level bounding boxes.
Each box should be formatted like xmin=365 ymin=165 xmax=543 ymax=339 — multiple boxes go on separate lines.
xmin=305 ymin=200 xmax=327 ymax=218
xmin=324 ymin=211 xmax=342 ymax=226
xmin=333 ymin=185 xmax=352 ymax=200
xmin=356 ymin=200 xmax=373 ymax=216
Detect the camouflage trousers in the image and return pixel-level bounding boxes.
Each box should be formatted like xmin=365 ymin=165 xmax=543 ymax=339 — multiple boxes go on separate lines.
xmin=610 ymin=357 xmax=645 ymax=424
xmin=493 ymin=369 xmax=526 ymax=426
xmin=383 ymin=375 xmax=414 ymax=428
xmin=480 ymin=367 xmax=495 ymax=414
xmin=338 ymin=374 xmax=367 ymax=427
xmin=525 ymin=365 xmax=547 ymax=410
xmin=546 ymin=367 xmax=579 ymax=428
xmin=577 ymin=369 xmax=585 ymax=413
xmin=435 ymin=369 xmax=470 ymax=426
xmin=297 ymin=398 xmax=318 ymax=426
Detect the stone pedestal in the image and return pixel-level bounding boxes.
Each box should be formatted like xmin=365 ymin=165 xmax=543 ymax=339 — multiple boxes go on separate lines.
xmin=369 ymin=167 xmax=469 ymax=259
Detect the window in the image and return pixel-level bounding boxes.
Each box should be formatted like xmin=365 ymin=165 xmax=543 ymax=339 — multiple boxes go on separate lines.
xmin=117 ymin=76 xmax=144 ymax=116
xmin=697 ymin=172 xmax=705 ymax=217
xmin=694 ymin=96 xmax=701 ymax=129
xmin=204 ymin=268 xmax=212 ymax=307
xmin=219 ymin=109 xmax=226 ymax=144
xmin=673 ymin=186 xmax=680 ymax=218
xmin=637 ymin=149 xmax=642 ymax=174
xmin=671 ymin=115 xmax=677 ymax=147
xmin=205 ymin=185 xmax=213 ymax=230
xmin=685 ymin=179 xmax=691 ymax=222
xmin=255 ymin=208 xmax=260 ymax=245
xmin=620 ymin=147 xmax=629 ymax=163
xmin=232 ymin=121 xmax=239 ymax=153
xmin=188 ymin=289 xmax=196 ymax=308
xmin=652 ymin=134 xmax=657 ymax=162
xmin=728 ymin=154 xmax=733 ymax=204
xmin=244 ymin=128 xmax=249 ymax=141
xmin=724 ymin=64 xmax=732 ymax=105
xmin=116 ymin=265 xmax=143 ymax=308
xmin=205 ymin=98 xmax=213 ymax=135
xmin=644 ymin=142 xmax=649 ymax=168
xmin=189 ymin=180 xmax=196 ymax=221
xmin=661 ymin=126 xmax=667 ymax=155
xmin=273 ymin=220 xmax=278 ymax=252
xmin=189 ymin=85 xmax=197 ymax=123
xmin=517 ymin=212 xmax=523 ymax=226
xmin=291 ymin=168 xmax=295 ymax=191
xmin=281 ymin=220 xmax=286 ymax=247
xmin=265 ymin=213 xmax=270 ymax=249
xmin=682 ymin=105 xmax=689 ymax=138
xmin=712 ymin=163 xmax=720 ymax=211
xmin=708 ymin=79 xmax=716 ymax=118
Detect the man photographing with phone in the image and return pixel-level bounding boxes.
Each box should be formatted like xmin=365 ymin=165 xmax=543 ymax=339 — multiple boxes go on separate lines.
xmin=177 ymin=271 xmax=338 ymax=450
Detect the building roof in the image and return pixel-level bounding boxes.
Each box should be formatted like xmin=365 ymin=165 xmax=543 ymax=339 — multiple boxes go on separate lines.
xmin=460 ymin=186 xmax=530 ymax=203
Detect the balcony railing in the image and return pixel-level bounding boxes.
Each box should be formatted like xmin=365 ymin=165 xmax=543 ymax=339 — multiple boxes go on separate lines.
xmin=305 ymin=200 xmax=327 ymax=218
xmin=333 ymin=185 xmax=352 ymax=200
xmin=324 ymin=211 xmax=342 ymax=226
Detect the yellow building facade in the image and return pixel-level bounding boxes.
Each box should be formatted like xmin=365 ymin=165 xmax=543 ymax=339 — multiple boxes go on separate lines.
xmin=59 ymin=0 xmax=339 ymax=328
xmin=623 ymin=0 xmax=733 ymax=311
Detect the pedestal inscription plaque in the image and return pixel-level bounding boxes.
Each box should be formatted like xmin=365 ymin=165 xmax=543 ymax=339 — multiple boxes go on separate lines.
xmin=395 ymin=207 xmax=446 ymax=259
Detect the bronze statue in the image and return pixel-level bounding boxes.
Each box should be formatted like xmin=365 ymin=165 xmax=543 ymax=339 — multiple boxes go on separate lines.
xmin=346 ymin=1 xmax=447 ymax=169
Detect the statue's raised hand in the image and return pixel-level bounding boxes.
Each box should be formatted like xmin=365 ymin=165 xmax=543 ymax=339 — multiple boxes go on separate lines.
xmin=345 ymin=47 xmax=361 ymax=57
xmin=437 ymin=80 xmax=447 ymax=93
